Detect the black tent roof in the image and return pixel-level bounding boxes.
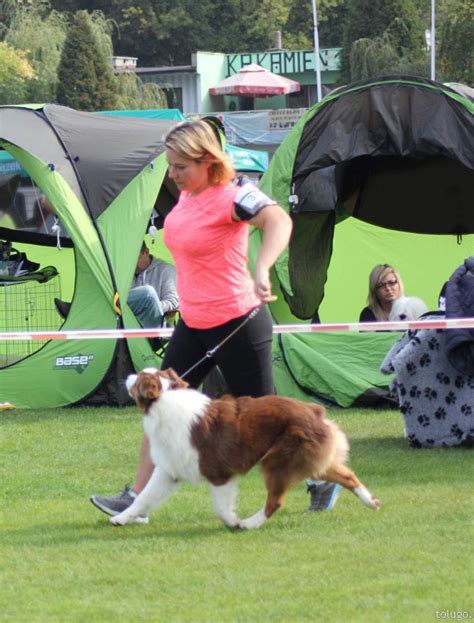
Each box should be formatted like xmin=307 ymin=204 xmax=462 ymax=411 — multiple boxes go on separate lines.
xmin=0 ymin=104 xmax=179 ymax=218
xmin=293 ymin=76 xmax=474 ymax=235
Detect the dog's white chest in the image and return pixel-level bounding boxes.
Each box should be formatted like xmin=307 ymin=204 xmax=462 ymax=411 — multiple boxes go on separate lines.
xmin=143 ymin=389 xmax=209 ymax=484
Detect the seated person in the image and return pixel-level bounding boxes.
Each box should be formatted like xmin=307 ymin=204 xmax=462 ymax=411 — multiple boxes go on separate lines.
xmin=359 ymin=264 xmax=404 ymax=322
xmin=128 ymin=243 xmax=178 ymax=328
xmin=389 ymin=296 xmax=428 ymax=321
xmin=55 ymin=243 xmax=178 ymax=328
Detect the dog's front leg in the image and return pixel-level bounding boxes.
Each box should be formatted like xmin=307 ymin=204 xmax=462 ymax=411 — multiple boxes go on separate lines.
xmin=110 ymin=468 xmax=178 ymax=526
xmin=210 ymin=480 xmax=241 ymax=529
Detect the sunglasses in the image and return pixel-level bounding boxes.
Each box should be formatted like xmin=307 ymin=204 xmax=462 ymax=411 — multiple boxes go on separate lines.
xmin=377 ymin=279 xmax=399 ymax=290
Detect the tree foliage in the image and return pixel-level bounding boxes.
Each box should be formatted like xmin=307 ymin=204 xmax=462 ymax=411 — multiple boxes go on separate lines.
xmin=4 ymin=0 xmax=67 ymax=102
xmin=0 ymin=41 xmax=35 ymax=104
xmin=0 ymin=0 xmax=472 ymax=107
xmin=115 ymin=73 xmax=167 ymax=110
xmin=438 ymin=0 xmax=473 ymax=84
xmin=56 ymin=10 xmax=118 ymax=110
xmin=341 ymin=0 xmax=425 ymax=81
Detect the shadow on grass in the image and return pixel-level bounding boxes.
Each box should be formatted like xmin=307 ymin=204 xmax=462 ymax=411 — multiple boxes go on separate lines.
xmin=0 ymin=407 xmax=135 ymax=427
xmin=3 ymin=516 xmax=309 ymax=547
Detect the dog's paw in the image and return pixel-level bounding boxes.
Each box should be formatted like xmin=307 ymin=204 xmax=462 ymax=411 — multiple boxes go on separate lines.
xmin=370 ymin=496 xmax=381 ymax=511
xmin=110 ymin=513 xmax=129 ymax=526
xmin=236 ymin=509 xmax=267 ymax=530
xmin=354 ymin=486 xmax=381 ymax=511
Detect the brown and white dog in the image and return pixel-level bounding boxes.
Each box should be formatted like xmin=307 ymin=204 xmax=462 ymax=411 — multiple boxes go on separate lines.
xmin=111 ymin=368 xmax=380 ymax=530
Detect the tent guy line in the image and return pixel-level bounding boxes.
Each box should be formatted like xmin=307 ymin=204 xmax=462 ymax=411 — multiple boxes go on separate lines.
xmin=1 ymin=318 xmax=473 ymax=341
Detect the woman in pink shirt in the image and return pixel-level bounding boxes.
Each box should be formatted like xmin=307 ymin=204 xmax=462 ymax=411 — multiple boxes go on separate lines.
xmin=91 ymin=120 xmax=292 ymax=520
xmin=161 ymin=120 xmax=291 ymax=395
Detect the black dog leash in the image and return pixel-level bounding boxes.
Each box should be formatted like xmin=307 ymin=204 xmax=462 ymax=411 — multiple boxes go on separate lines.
xmin=180 ymin=306 xmax=261 ymax=380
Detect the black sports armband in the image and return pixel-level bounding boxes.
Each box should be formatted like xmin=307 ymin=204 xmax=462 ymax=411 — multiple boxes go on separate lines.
xmin=234 ymin=180 xmax=276 ymax=221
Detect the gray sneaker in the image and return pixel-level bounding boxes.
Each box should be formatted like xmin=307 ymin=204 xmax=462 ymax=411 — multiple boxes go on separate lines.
xmin=90 ymin=486 xmax=149 ymax=523
xmin=306 ymin=481 xmax=341 ymax=512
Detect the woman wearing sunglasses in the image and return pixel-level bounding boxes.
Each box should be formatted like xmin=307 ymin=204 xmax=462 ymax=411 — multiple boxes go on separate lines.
xmin=359 ymin=264 xmax=405 ymax=322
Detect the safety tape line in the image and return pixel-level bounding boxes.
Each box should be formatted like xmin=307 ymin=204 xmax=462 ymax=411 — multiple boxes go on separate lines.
xmin=0 ymin=317 xmax=473 ymax=341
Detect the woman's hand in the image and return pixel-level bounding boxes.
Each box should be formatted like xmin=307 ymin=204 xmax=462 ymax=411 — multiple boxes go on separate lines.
xmin=254 ymin=266 xmax=277 ymax=303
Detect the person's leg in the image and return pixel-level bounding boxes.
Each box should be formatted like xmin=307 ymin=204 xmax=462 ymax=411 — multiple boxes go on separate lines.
xmin=210 ymin=305 xmax=274 ymax=397
xmin=127 ymin=285 xmax=163 ymax=328
xmin=162 ymin=319 xmax=215 ymax=388
xmin=132 ymin=435 xmax=155 ymax=492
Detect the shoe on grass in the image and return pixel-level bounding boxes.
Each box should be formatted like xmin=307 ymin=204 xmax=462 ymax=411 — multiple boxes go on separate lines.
xmin=90 ymin=485 xmax=148 ymax=523
xmin=306 ymin=481 xmax=341 ymax=512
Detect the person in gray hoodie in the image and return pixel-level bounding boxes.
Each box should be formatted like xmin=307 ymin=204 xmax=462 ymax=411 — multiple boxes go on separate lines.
xmin=128 ymin=243 xmax=178 ymax=328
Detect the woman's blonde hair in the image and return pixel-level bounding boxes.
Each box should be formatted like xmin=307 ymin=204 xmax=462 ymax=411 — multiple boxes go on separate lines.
xmin=367 ymin=264 xmax=405 ymax=320
xmin=164 ymin=120 xmax=235 ymax=186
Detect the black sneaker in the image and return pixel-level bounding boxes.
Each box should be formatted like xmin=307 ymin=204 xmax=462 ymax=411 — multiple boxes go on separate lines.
xmin=54 ymin=298 xmax=71 ymax=318
xmin=90 ymin=485 xmax=148 ymax=523
xmin=306 ymin=482 xmax=341 ymax=512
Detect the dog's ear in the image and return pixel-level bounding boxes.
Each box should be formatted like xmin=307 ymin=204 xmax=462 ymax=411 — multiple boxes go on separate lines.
xmin=163 ymin=367 xmax=189 ymax=390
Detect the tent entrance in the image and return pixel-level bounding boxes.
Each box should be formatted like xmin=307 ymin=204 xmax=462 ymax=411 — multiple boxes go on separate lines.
xmin=0 ymin=161 xmax=76 ymax=369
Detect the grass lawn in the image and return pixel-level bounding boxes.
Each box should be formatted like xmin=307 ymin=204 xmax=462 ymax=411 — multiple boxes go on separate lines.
xmin=1 ymin=405 xmax=472 ymax=622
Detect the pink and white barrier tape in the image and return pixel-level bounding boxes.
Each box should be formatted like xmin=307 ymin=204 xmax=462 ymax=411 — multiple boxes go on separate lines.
xmin=0 ymin=317 xmax=473 ymax=341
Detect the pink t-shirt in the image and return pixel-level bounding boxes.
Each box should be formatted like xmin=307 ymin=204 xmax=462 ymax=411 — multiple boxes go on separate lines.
xmin=163 ymin=184 xmax=260 ymax=329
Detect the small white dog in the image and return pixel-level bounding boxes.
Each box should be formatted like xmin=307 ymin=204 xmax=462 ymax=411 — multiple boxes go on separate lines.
xmin=389 ymin=296 xmax=428 ymax=321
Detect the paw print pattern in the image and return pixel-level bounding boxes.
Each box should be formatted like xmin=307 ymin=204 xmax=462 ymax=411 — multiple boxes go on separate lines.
xmin=419 ymin=354 xmax=431 ymax=367
xmin=418 ymin=414 xmax=430 ymax=427
xmin=428 ymin=337 xmax=440 ymax=351
xmin=460 ymin=404 xmax=472 ymax=416
xmin=400 ymin=401 xmax=413 ymax=415
xmin=435 ymin=407 xmax=447 ymax=420
xmin=445 ymin=391 xmax=457 ymax=405
xmin=450 ymin=424 xmax=464 ymax=439
xmin=406 ymin=362 xmax=417 ymax=376
xmin=399 ymin=384 xmax=407 ymax=397
xmin=408 ymin=435 xmax=422 ymax=448
xmin=454 ymin=376 xmax=465 ymax=389
xmin=424 ymin=387 xmax=438 ymax=401
xmin=426 ymin=439 xmax=435 ymax=445
xmin=436 ymin=373 xmax=450 ymax=385
xmin=409 ymin=386 xmax=421 ymax=398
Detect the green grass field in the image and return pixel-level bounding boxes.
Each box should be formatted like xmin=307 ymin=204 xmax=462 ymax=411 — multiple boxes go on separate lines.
xmin=1 ymin=406 xmax=472 ymax=622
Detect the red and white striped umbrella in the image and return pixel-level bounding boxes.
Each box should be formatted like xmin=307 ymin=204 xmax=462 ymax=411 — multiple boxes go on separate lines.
xmin=209 ymin=63 xmax=301 ymax=97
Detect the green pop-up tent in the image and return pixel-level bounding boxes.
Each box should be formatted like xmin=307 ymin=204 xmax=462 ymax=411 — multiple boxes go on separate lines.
xmin=0 ymin=104 xmax=185 ymax=408
xmin=259 ymin=75 xmax=474 ymax=406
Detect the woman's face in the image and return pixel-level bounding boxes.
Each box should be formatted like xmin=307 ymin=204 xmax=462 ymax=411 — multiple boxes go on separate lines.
xmin=376 ymin=271 xmax=401 ymax=307
xmin=166 ymin=148 xmax=210 ymax=195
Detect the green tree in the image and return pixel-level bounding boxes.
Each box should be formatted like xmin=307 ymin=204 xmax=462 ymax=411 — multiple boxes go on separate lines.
xmin=56 ymin=10 xmax=118 ymax=110
xmin=438 ymin=0 xmax=473 ymax=84
xmin=341 ymin=0 xmax=425 ymax=81
xmin=284 ymin=0 xmax=349 ymax=49
xmin=115 ymin=72 xmax=167 ymax=110
xmin=0 ymin=41 xmax=35 ymax=104
xmin=4 ymin=0 xmax=67 ymax=103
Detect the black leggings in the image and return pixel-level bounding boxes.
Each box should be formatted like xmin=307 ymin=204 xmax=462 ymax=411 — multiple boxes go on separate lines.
xmin=162 ymin=306 xmax=274 ymax=397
